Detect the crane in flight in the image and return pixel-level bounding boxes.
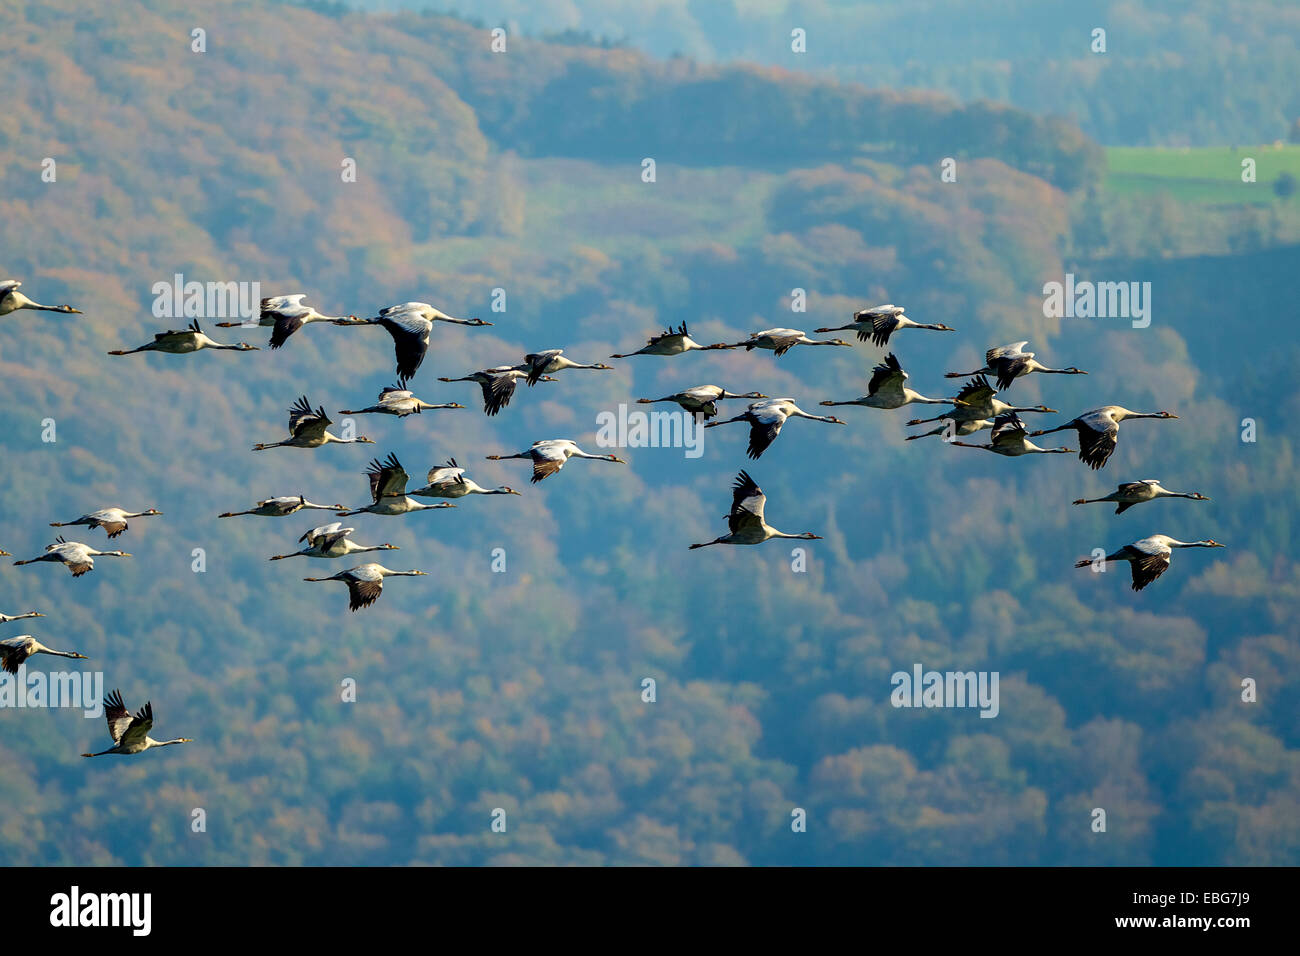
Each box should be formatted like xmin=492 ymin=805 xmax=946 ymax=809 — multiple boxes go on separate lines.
xmin=611 ymin=323 xmax=728 ymax=357
xmin=13 ymin=538 xmax=131 ymax=577
xmin=820 ymin=353 xmax=964 ymax=410
xmin=339 ymin=383 xmax=464 ymax=417
xmin=253 ymin=396 xmax=375 ymax=450
xmin=219 ymin=495 xmax=346 ymax=518
xmin=1030 ymin=406 xmax=1179 ymax=470
xmin=689 ymin=470 xmax=822 ymax=549
xmin=215 ymin=293 xmax=356 ymax=349
xmin=336 ymin=454 xmax=457 ymax=516
xmin=947 ymin=413 xmax=1075 ymax=457
xmin=487 ymin=440 xmax=625 ymax=483
xmin=945 ymin=341 xmax=1087 ymax=390
xmin=1074 ymin=535 xmax=1224 ymax=591
xmin=0 ymin=279 xmax=82 ymax=316
xmin=269 ymin=523 xmax=398 ymax=561
xmin=304 ymin=564 xmax=428 ymax=612
xmin=1 ymin=636 xmax=88 ymax=675
xmin=1072 ymin=480 xmax=1210 ymax=514
xmin=82 ymin=690 xmax=193 ymax=757
xmin=438 ymin=366 xmax=559 ymax=416
xmin=712 ymin=328 xmax=851 ymax=356
xmin=50 ymin=507 xmax=162 ymax=539
xmin=411 ymin=460 xmax=521 ymax=499
xmin=108 ymin=320 xmax=258 ymax=355
xmin=636 ymin=386 xmax=766 ymax=421
xmin=706 ymin=399 xmax=844 ymax=459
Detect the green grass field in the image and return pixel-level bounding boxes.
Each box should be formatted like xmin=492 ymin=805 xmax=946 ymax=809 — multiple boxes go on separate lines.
xmin=1106 ymin=145 xmax=1300 ymax=204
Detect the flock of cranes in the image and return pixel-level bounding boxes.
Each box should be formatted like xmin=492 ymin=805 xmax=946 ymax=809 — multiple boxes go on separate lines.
xmin=2 ymin=277 xmax=1225 ymax=758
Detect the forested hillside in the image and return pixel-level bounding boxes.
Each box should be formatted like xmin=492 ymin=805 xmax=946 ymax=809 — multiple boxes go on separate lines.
xmin=1 ymin=0 xmax=1296 ymax=865
xmin=360 ymin=0 xmax=1300 ymax=148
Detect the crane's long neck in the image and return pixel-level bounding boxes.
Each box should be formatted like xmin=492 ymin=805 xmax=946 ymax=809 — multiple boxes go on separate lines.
xmin=571 ymin=449 xmax=607 ymax=460
xmin=352 ymin=543 xmax=390 ymax=553
xmin=1 ymin=612 xmax=42 ymax=621
xmin=149 ymin=737 xmax=190 ymax=748
xmin=908 ymin=392 xmax=951 ymax=405
xmin=18 ymin=298 xmax=67 ymax=312
xmin=790 ymin=409 xmax=839 ymax=423
xmin=1120 ymin=411 xmax=1165 ymax=421
xmin=44 ymin=648 xmax=83 ymax=660
xmin=302 ymin=501 xmax=337 ymax=510
xmin=1170 ymin=540 xmax=1217 ymax=548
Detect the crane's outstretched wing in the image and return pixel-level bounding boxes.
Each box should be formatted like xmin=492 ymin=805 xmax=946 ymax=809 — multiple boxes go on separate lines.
xmin=288 ymin=395 xmax=331 ymax=440
xmin=870 ymin=313 xmax=903 ymax=346
xmin=268 ymin=306 xmax=314 ymax=349
xmin=1125 ymin=544 xmax=1171 ymax=591
xmin=768 ymin=332 xmax=802 ymax=356
xmin=367 ymin=453 xmax=409 ymax=500
xmin=985 ymin=341 xmax=1029 ymax=365
xmin=955 ymin=374 xmax=996 ymax=407
xmin=1112 ymin=481 xmax=1153 ymax=514
xmin=301 ymin=521 xmax=347 ymax=545
xmin=992 ymin=353 xmax=1033 ymax=391
xmin=530 ymin=445 xmax=567 ymax=483
xmin=1076 ymin=411 xmax=1120 ymax=470
xmin=346 ymin=573 xmax=384 ymax=611
xmin=103 ymin=689 xmax=151 ymax=744
xmin=377 ymin=383 xmax=412 ymax=403
xmin=989 ymin=413 xmax=1028 ymax=448
xmin=867 ymin=353 xmax=906 ymax=396
xmin=727 ymin=470 xmax=767 ymax=533
xmin=379 ymin=312 xmax=432 ymax=380
xmin=426 ymin=460 xmax=466 ymax=487
xmin=0 ymin=636 xmax=36 ymax=674
xmin=746 ymin=410 xmax=785 ymax=459
xmin=524 ymin=350 xmax=561 ymax=386
xmin=483 ymin=374 xmax=518 ymax=414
